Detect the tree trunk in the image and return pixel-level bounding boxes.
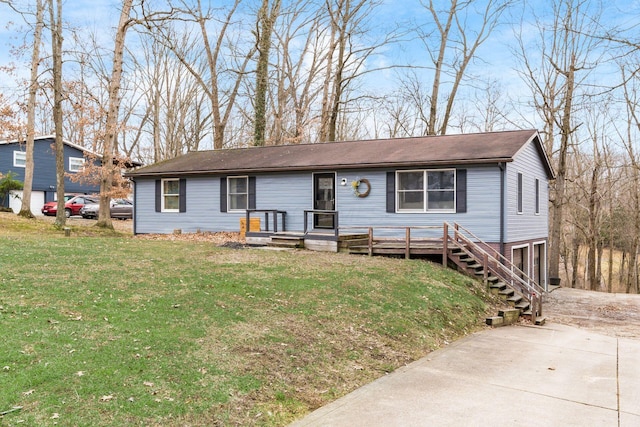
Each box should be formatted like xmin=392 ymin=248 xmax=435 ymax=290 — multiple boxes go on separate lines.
xmin=327 ymin=13 xmax=346 ymax=143
xmin=587 ymin=163 xmax=599 ymax=290
xmin=596 ymin=241 xmax=603 ymax=291
xmin=97 ymin=0 xmax=133 ymax=229
xmin=319 ymin=1 xmax=338 ymax=142
xmin=549 ymin=57 xmax=576 ymax=280
xmin=627 ymin=242 xmax=639 ymax=294
xmin=254 ymin=0 xmax=281 ymax=146
xmin=49 ymin=0 xmax=66 ymax=227
xmin=426 ymin=0 xmax=455 ymax=136
xmin=570 ymin=234 xmax=579 ymax=288
xmin=18 ymin=0 xmax=44 ymax=219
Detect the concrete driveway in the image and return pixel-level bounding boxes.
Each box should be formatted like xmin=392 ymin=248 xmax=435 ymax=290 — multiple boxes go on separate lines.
xmin=291 ymin=299 xmax=640 ymax=426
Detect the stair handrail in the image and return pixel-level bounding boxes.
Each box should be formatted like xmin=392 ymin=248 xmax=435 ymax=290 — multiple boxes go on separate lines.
xmin=450 ymin=222 xmax=544 ymax=292
xmin=445 ymin=222 xmax=544 ymax=316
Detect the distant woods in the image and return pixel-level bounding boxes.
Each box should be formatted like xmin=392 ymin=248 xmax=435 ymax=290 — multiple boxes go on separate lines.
xmin=1 ymin=0 xmax=639 ymax=292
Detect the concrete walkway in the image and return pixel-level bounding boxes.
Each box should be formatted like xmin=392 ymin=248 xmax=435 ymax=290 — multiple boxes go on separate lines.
xmin=290 ymin=323 xmax=640 ymax=426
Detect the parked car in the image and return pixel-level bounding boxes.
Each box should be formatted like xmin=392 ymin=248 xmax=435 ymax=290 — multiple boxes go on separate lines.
xmin=80 ymin=198 xmax=133 ymax=220
xmin=41 ymin=195 xmax=99 ymax=217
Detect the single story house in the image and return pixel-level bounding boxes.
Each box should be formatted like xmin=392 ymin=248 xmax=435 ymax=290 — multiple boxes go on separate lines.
xmin=0 ymin=136 xmax=102 ymax=215
xmin=126 ymin=129 xmax=554 ymax=289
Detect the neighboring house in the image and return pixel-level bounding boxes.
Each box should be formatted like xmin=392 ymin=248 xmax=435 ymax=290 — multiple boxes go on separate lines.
xmin=0 ymin=136 xmax=101 ymax=215
xmin=126 ymin=129 xmax=554 ymax=288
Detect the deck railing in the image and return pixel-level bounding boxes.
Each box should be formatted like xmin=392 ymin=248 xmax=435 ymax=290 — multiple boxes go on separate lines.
xmin=339 ymin=225 xmax=443 ymax=258
xmin=245 ymin=209 xmax=287 ymax=233
xmin=303 ymin=210 xmax=339 ymax=236
xmin=445 ymin=222 xmax=545 ymax=316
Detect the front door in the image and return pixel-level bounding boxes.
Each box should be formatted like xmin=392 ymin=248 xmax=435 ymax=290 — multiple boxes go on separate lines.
xmin=313 ymin=172 xmax=336 ymax=229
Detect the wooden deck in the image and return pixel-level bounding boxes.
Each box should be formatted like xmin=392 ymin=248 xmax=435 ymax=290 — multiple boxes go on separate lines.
xmin=246 ymin=224 xmax=449 ymax=258
xmin=345 ymin=238 xmax=446 ymax=257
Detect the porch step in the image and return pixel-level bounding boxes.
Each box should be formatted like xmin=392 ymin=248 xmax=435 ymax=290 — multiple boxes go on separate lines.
xmin=485 ymin=316 xmax=504 ymax=327
xmin=535 ymin=316 xmax=547 ymax=326
xmin=507 ymin=294 xmax=523 ymax=306
xmin=489 ymin=281 xmax=507 ymax=294
xmin=497 ymin=308 xmax=520 ymax=325
xmin=268 ymin=234 xmax=304 ymax=248
xmin=498 ymin=288 xmax=515 ymax=299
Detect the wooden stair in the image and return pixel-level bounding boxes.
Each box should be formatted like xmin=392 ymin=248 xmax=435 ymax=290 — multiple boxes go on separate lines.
xmin=448 ymin=244 xmax=544 ymax=327
xmin=268 ymin=232 xmax=304 ymax=248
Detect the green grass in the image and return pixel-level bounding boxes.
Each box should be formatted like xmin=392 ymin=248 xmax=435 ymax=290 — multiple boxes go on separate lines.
xmin=0 ymin=213 xmax=499 ymax=426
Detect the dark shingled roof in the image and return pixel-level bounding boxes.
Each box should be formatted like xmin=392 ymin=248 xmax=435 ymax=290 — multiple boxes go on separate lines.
xmin=127 ymin=130 xmax=554 ymax=179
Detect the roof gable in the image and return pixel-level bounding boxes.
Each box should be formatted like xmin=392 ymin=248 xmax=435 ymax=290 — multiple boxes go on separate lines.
xmin=127 ymin=130 xmax=554 ymax=179
xmin=0 ymin=135 xmax=101 ymax=158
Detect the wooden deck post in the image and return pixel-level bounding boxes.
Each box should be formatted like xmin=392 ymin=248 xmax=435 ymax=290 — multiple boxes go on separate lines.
xmin=483 ymin=253 xmax=489 ymax=285
xmin=442 ymin=223 xmax=449 ymax=266
xmin=368 ymin=227 xmax=373 ymax=256
xmin=405 ymin=227 xmax=411 ymax=259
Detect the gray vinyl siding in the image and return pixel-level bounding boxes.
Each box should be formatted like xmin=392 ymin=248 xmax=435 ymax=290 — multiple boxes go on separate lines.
xmin=334 ymin=167 xmax=501 ymax=241
xmin=256 ymin=172 xmax=312 ymax=231
xmin=0 ymin=139 xmax=100 ymax=201
xmin=133 ymin=167 xmax=503 ymax=242
xmin=505 ymin=141 xmax=549 ymax=242
xmin=134 ymin=173 xmax=314 ymax=234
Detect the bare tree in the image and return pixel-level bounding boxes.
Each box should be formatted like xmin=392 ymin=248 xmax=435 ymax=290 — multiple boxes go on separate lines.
xmin=47 ymin=0 xmax=66 ymax=227
xmin=144 ymin=0 xmax=255 ymax=150
xmin=269 ymin=0 xmax=328 ymax=145
xmin=419 ymin=0 xmax=511 ymax=135
xmin=0 ymin=0 xmax=44 ymax=218
xmin=319 ymin=0 xmax=384 ymax=142
xmin=253 ymin=0 xmax=281 ymax=146
xmin=17 ymin=0 xmax=44 ymax=219
xmin=618 ymin=67 xmax=640 ymax=293
xmin=514 ymin=0 xmax=604 ymax=282
xmin=96 ymin=0 xmax=134 ymax=229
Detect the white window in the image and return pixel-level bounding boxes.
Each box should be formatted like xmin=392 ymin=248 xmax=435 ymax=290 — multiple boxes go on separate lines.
xmin=69 ymin=157 xmax=85 ymax=173
xmin=535 ymin=178 xmax=540 ymax=215
xmin=396 ymin=169 xmax=455 ymax=212
xmin=227 ymin=176 xmax=248 ymax=211
xmin=13 ymin=151 xmax=26 ymax=168
xmin=517 ymin=172 xmax=523 ymax=214
xmin=162 ymin=178 xmax=180 ymax=212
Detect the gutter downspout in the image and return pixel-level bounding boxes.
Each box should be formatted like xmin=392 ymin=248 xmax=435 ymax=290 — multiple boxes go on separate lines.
xmin=499 ymin=162 xmax=505 ymax=257
xmin=132 ymin=179 xmax=137 ymax=235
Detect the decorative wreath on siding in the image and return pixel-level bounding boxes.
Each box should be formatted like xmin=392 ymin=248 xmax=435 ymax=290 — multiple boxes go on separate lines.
xmin=351 ymin=178 xmax=371 ymax=198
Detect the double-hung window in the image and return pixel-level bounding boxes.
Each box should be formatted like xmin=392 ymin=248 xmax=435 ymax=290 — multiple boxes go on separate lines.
xmin=162 ymin=178 xmax=180 ymax=212
xmin=13 ymin=151 xmax=26 ymax=168
xmin=535 ymin=178 xmax=540 ymax=215
xmin=69 ymin=157 xmax=85 ymax=173
xmin=517 ymin=172 xmax=523 ymax=214
xmin=397 ymin=169 xmax=455 ymax=212
xmin=227 ymin=176 xmax=248 ymax=211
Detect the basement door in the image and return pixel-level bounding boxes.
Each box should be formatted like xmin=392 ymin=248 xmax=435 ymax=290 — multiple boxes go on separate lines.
xmin=512 ymin=245 xmax=530 ymax=281
xmin=313 ymin=172 xmax=336 ymax=229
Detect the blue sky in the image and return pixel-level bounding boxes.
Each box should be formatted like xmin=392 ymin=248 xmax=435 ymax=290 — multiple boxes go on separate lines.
xmin=1 ymin=0 xmax=634 ymax=83
xmin=0 ymin=0 xmax=637 ymax=133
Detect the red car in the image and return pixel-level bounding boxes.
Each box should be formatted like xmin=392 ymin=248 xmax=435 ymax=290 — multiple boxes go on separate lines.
xmin=41 ymin=195 xmax=99 ymax=217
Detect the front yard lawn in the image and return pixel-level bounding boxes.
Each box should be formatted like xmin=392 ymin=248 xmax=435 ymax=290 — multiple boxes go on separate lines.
xmin=0 ymin=213 xmax=498 ymax=426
